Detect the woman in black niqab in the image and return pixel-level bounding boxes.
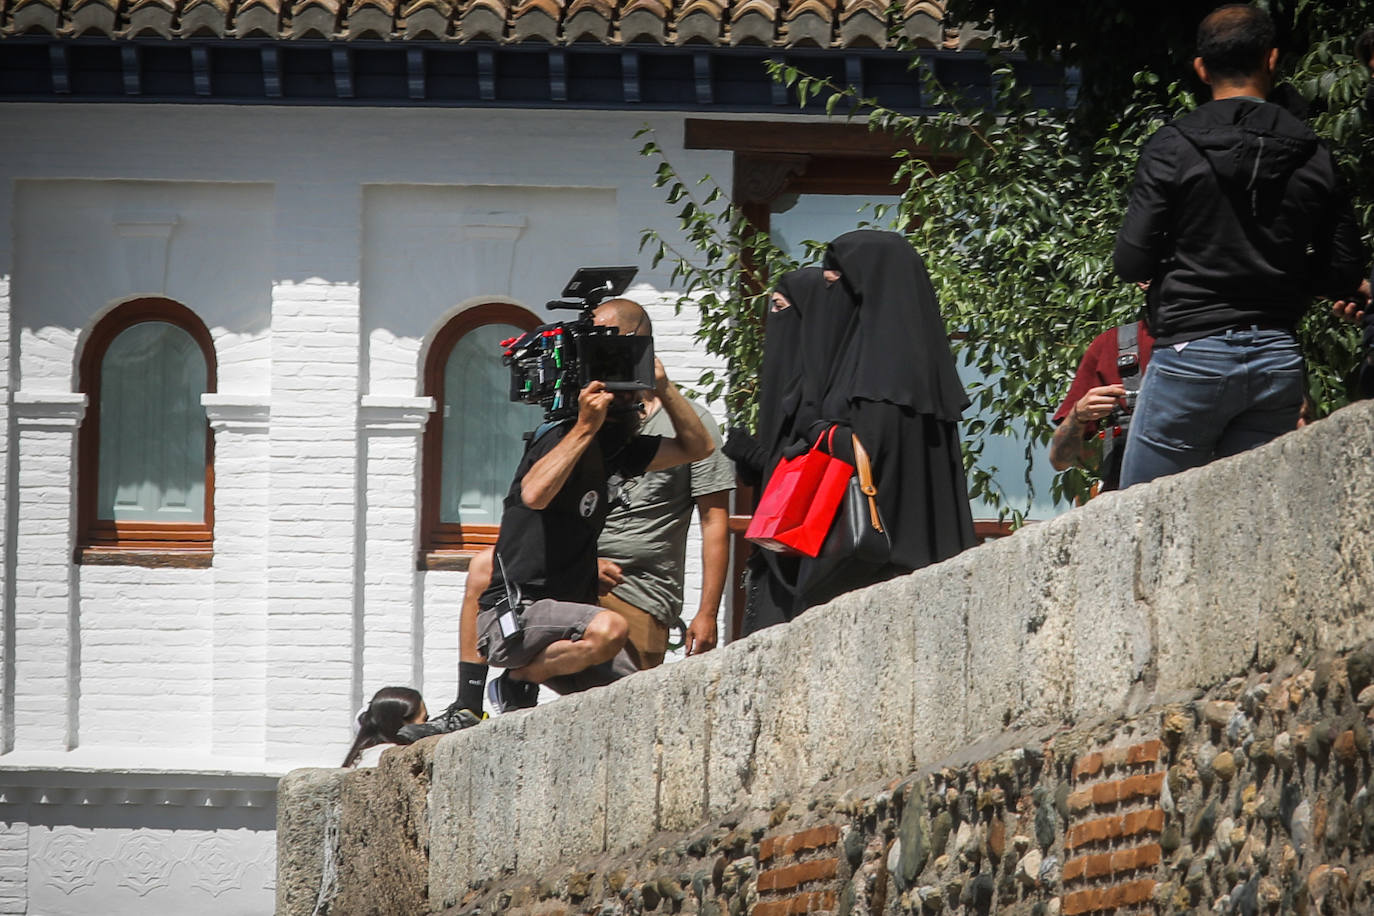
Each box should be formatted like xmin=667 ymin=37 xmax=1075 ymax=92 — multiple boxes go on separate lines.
xmin=736 ymin=267 xmax=855 ymax=634
xmin=801 ymin=230 xmax=976 ymax=602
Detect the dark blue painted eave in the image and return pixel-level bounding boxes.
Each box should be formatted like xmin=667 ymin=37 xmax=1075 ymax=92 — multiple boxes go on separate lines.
xmin=0 ymin=37 xmax=1071 ymax=113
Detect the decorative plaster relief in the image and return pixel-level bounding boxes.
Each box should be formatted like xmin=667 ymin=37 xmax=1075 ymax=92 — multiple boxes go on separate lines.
xmin=114 ymin=833 xmax=175 ymax=896
xmin=112 ymin=213 xmax=178 ymax=295
xmin=187 ymin=835 xmax=246 ymax=897
xmin=33 ymin=829 xmax=97 ymax=896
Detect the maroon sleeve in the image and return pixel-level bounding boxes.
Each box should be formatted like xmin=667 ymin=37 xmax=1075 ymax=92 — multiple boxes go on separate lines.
xmin=1052 ymin=331 xmax=1117 ymax=428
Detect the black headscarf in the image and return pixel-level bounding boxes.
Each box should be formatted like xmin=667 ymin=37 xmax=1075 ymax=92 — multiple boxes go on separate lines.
xmin=756 ymin=271 xmax=808 ymax=462
xmin=775 ymin=267 xmax=857 ymax=440
xmin=823 ymin=230 xmax=970 ymax=421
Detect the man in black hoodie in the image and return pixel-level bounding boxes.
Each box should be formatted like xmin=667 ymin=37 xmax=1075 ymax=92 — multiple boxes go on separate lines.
xmin=1114 ymin=4 xmax=1366 ymax=488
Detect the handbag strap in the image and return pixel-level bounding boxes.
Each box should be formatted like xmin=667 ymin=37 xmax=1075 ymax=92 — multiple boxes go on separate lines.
xmin=850 ymin=433 xmax=884 ymax=533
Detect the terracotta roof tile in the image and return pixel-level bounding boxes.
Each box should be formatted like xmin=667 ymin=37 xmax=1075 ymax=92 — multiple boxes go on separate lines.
xmin=458 ymin=0 xmax=507 ymax=41
xmin=509 ymin=0 xmax=560 ymax=43
xmin=783 ymin=0 xmax=833 ymax=48
xmin=233 ymin=0 xmax=284 ymax=38
xmin=900 ymin=0 xmax=943 ymax=48
xmin=837 ymin=0 xmax=885 ymax=49
xmin=729 ymin=0 xmax=777 ymax=46
xmin=673 ymin=0 xmax=722 ymax=45
xmin=399 ymin=0 xmax=452 ymax=37
xmin=290 ymin=0 xmax=343 ymax=39
xmin=0 ymin=0 xmax=962 ymax=48
xmin=122 ymin=0 xmax=179 ymax=38
xmin=63 ymin=0 xmax=121 ymax=37
xmin=8 ymin=0 xmax=64 ymax=35
xmin=619 ymin=0 xmax=668 ymax=44
xmin=344 ymin=0 xmax=398 ymax=39
xmin=179 ymin=0 xmax=233 ymax=37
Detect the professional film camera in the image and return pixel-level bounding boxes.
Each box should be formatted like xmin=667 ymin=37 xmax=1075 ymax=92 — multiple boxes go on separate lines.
xmin=501 ymin=267 xmax=655 ymax=421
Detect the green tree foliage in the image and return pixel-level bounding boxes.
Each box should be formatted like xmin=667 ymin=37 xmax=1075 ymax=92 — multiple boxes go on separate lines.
xmin=635 ymin=128 xmax=799 ymax=428
xmin=945 ymin=0 xmax=1371 ymax=131
xmin=640 ymin=8 xmax=1372 ymax=516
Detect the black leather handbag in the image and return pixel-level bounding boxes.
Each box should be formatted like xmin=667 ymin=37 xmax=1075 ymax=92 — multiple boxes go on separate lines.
xmin=819 ymin=433 xmax=891 ymax=564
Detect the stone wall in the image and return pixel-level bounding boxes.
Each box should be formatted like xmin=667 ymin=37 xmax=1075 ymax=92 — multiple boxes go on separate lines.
xmin=424 ymin=642 xmax=1374 ymax=916
xmin=276 ymin=400 xmax=1374 ymax=915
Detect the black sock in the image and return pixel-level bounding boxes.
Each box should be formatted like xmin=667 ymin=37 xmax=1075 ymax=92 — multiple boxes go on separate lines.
xmin=458 ymin=662 xmax=488 ymax=714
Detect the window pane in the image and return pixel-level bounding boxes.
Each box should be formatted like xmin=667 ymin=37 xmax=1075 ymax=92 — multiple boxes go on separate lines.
xmin=440 ymin=324 xmax=543 ymax=526
xmin=97 ymin=321 xmax=208 ymax=522
xmin=769 ymin=193 xmax=901 ymax=261
xmin=957 ymin=353 xmax=1063 ymax=521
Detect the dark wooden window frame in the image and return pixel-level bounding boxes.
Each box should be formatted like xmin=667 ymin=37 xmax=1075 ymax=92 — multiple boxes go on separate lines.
xmin=420 ymin=302 xmax=542 ymax=564
xmin=77 ymin=298 xmax=217 ymax=563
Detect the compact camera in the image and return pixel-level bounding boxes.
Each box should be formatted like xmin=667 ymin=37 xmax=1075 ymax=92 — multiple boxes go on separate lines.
xmin=1106 ymin=351 xmax=1141 ymax=428
xmin=501 ymin=267 xmax=656 ymax=421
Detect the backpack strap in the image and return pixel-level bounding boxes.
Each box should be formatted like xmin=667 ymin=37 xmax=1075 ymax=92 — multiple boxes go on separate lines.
xmin=525 ymin=418 xmax=572 ymax=450
xmin=1099 ymin=322 xmax=1143 ymax=492
xmin=1116 ymin=322 xmax=1142 ymax=396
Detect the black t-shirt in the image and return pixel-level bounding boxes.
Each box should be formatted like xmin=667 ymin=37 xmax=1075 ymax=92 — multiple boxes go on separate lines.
xmin=480 ymin=422 xmax=661 ymax=610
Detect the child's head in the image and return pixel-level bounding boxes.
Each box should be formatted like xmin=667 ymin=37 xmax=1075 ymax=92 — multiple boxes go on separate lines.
xmin=342 ymin=687 xmax=426 ymax=767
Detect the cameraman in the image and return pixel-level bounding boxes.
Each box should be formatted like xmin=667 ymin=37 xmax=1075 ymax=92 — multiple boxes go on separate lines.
xmin=407 ymin=299 xmax=713 ymax=736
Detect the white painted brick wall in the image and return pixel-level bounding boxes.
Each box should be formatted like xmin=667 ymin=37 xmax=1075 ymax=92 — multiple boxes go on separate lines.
xmin=419 ymin=571 xmax=464 ymax=705
xmin=208 ymin=416 xmax=270 ymax=758
xmin=0 ymin=98 xmax=779 ymax=916
xmin=360 ymin=401 xmax=432 ymax=696
xmin=0 ymin=822 xmax=26 ymax=916
xmin=265 ymin=186 xmax=364 ymax=765
xmin=1 ymin=105 xmax=754 ymax=773
xmin=78 ymin=566 xmax=215 ymax=750
xmin=0 ymin=197 xmax=12 ymax=755
xmin=12 ymin=409 xmax=83 ymax=752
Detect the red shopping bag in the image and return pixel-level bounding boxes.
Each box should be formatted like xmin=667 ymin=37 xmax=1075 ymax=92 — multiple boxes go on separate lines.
xmin=745 ymin=427 xmax=854 ymax=557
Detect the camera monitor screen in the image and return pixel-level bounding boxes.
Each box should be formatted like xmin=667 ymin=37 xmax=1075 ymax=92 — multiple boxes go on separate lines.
xmin=561 ymin=266 xmax=638 ymax=303
xmin=584 ymin=334 xmax=654 ymax=391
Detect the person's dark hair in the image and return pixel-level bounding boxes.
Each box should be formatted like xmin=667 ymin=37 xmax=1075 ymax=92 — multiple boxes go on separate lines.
xmin=342 ymin=686 xmax=423 ymax=767
xmin=1357 ymin=28 xmax=1374 ymax=69
xmin=1196 ymin=4 xmax=1276 ymax=83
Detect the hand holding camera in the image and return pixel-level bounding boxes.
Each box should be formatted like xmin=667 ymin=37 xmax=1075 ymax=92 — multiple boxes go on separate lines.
xmin=577 ymin=380 xmax=615 ymax=433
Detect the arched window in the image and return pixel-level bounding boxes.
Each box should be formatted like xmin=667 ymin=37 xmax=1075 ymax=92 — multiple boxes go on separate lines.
xmin=78 ymin=299 xmax=216 ymax=555
xmin=421 ymin=303 xmax=543 ymax=555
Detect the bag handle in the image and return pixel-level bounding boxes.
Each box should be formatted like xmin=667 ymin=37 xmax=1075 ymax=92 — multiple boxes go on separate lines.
xmin=811 ymin=425 xmax=839 ymax=453
xmin=850 ymin=433 xmax=884 ymax=533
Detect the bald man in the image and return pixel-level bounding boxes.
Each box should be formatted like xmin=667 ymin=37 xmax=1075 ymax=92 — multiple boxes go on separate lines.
xmin=402 ymin=299 xmax=713 ymax=739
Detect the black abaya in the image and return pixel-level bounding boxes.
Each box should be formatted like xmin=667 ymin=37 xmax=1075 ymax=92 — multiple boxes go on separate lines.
xmin=741 ymin=267 xmax=852 ymax=635
xmin=807 ymin=230 xmax=976 ymax=583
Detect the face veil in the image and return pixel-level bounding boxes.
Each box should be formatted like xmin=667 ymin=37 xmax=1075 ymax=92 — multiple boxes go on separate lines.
xmin=761 ymin=267 xmax=858 ymax=453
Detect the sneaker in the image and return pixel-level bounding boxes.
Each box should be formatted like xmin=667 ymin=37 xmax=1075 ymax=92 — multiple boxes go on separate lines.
xmin=395 ymin=703 xmax=485 ymax=743
xmin=487 ymin=671 xmax=539 ymax=714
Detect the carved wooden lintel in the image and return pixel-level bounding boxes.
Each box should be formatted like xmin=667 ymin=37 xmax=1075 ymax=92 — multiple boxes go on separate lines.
xmin=733 ymin=153 xmax=811 ymax=205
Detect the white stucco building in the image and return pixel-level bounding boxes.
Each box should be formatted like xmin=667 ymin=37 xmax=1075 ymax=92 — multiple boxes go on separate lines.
xmin=0 ymin=1 xmax=1050 ymax=910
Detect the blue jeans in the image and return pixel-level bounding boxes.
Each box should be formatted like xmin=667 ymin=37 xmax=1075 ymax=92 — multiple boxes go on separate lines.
xmin=1119 ymin=328 xmax=1303 ymax=489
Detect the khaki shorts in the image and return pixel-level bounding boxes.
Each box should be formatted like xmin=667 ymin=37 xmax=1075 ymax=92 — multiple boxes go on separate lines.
xmin=599 ymin=592 xmax=669 ymax=670
xmin=477 ymin=596 xmax=639 ymax=695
